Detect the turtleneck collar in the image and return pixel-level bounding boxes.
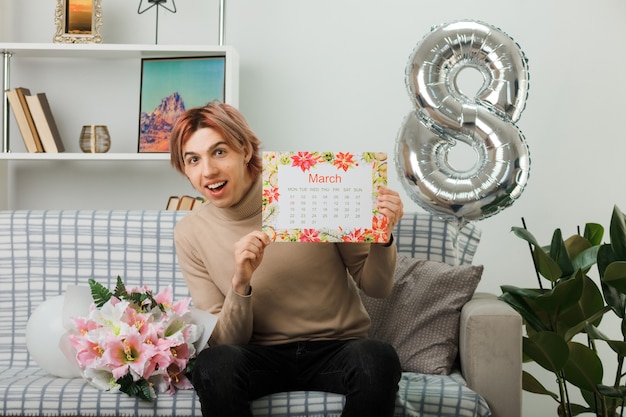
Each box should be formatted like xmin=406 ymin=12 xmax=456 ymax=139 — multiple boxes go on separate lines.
xmin=209 ymin=175 xmax=262 ymax=222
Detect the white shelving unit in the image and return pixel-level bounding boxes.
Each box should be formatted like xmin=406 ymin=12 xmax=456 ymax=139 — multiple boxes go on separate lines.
xmin=0 ymin=153 xmax=170 ymax=161
xmin=0 ymin=43 xmax=239 ymax=210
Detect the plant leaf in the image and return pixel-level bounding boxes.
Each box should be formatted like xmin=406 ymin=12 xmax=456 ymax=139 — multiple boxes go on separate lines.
xmin=597 ymin=384 xmax=626 ymax=400
xmin=563 ymin=306 xmax=611 ymax=342
xmin=597 ymin=243 xmax=618 ymax=279
xmin=532 ymin=271 xmax=584 ymax=319
xmin=550 ymin=229 xmax=575 ymax=278
xmin=610 ymin=205 xmax=626 ymax=260
xmin=511 ymin=226 xmax=541 ymax=247
xmin=562 ymin=341 xmax=603 ymax=392
xmin=585 ymin=322 xmax=626 ymax=357
xmin=571 ymin=245 xmax=600 ymax=275
xmin=583 ymin=222 xmax=604 ymax=246
xmin=602 ymin=262 xmax=626 ymax=293
xmin=557 ymin=273 xmax=605 ymax=338
xmin=522 ymin=370 xmax=559 ymax=400
xmin=597 ymin=244 xmax=626 ymax=317
xmin=88 ymin=278 xmax=112 ymax=308
xmin=499 ymin=288 xmax=551 ymax=332
xmin=558 ymin=402 xmax=593 ymax=417
xmin=523 ymin=332 xmax=569 ymax=373
xmin=533 ymin=245 xmax=562 ymax=282
xmin=565 ymin=235 xmax=592 ymax=264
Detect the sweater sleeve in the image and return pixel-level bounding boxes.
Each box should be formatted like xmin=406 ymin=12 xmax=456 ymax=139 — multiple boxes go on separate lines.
xmin=337 ymin=238 xmax=397 ymax=298
xmin=173 ymin=226 xmax=253 ymax=346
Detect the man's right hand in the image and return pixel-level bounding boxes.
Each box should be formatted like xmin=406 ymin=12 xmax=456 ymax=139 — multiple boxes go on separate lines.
xmin=232 ymin=230 xmax=271 ymax=295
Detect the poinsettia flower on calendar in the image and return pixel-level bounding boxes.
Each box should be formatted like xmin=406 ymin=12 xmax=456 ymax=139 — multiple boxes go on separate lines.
xmin=333 ymin=152 xmax=357 ymax=172
xmin=290 ymin=151 xmax=322 ymax=172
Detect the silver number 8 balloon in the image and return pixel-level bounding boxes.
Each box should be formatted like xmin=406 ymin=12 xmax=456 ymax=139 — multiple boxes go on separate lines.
xmin=396 ymin=20 xmax=530 ymax=227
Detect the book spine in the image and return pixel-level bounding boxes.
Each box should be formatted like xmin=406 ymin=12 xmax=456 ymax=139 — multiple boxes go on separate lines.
xmin=15 ymin=88 xmax=44 ymax=153
xmin=6 ymin=88 xmax=39 ymax=152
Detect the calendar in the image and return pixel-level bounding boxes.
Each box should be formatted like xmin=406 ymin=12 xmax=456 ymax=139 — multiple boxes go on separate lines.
xmin=262 ymin=151 xmax=389 ymax=243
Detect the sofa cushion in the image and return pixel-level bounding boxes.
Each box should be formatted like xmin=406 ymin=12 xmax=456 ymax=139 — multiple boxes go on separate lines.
xmin=361 ymin=256 xmax=483 ymax=374
xmin=392 ymin=212 xmax=481 ymax=265
xmin=251 ymin=372 xmax=490 ymax=417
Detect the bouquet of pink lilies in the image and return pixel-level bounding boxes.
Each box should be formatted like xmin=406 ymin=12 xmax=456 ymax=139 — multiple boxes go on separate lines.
xmin=66 ymin=277 xmax=201 ymax=401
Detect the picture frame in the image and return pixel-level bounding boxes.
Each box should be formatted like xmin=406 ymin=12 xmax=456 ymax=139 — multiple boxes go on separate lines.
xmin=138 ymin=56 xmax=226 ymax=153
xmin=53 ymin=0 xmax=103 ymax=44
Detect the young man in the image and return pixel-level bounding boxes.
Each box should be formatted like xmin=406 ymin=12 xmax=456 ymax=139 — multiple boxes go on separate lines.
xmin=170 ymin=101 xmax=403 ymax=417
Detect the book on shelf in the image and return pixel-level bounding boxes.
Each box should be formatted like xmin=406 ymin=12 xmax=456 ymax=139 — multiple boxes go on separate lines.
xmin=166 ymin=196 xmax=180 ymax=210
xmin=177 ymin=195 xmax=197 ymax=211
xmin=5 ymin=87 xmax=44 ymax=153
xmin=166 ymin=195 xmax=205 ymax=210
xmin=24 ymin=93 xmax=65 ymax=153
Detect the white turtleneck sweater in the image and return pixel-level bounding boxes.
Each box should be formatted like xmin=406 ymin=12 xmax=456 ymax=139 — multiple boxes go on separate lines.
xmin=173 ymin=176 xmax=397 ymax=346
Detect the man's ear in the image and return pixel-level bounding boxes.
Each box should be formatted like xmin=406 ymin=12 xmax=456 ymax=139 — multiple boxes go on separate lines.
xmin=243 ymin=146 xmax=253 ymax=165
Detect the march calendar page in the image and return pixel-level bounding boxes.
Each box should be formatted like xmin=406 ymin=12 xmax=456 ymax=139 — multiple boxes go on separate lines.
xmin=261 ymin=151 xmax=390 ymax=243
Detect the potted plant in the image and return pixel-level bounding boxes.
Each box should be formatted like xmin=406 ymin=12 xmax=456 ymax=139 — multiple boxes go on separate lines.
xmin=500 ymin=205 xmax=626 ymax=416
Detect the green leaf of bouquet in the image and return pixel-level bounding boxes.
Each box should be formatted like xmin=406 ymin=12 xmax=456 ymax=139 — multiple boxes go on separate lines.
xmin=88 ymin=278 xmax=112 ymax=308
xmin=522 ymin=370 xmax=558 ymax=400
xmin=523 ymin=332 xmax=569 ymax=373
xmin=113 ymin=275 xmax=128 ymax=299
xmin=117 ymin=374 xmax=154 ymax=402
xmin=562 ymin=341 xmax=603 ymax=392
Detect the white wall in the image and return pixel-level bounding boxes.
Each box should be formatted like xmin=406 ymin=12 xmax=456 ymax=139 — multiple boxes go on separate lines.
xmin=8 ymin=0 xmax=626 ymax=415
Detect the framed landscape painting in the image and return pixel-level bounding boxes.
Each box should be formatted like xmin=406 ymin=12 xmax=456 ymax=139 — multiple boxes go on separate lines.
xmin=54 ymin=0 xmax=103 ymax=44
xmin=138 ymin=56 xmax=226 ymax=153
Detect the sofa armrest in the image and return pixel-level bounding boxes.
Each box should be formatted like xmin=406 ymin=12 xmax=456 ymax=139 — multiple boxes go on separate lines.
xmin=459 ymin=292 xmax=522 ymax=417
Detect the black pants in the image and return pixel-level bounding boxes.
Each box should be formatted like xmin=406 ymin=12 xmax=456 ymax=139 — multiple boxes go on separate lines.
xmin=191 ymin=338 xmax=401 ymax=417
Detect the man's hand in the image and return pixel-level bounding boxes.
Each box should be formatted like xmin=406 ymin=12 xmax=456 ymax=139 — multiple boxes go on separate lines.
xmin=377 ymin=187 xmax=404 ymax=239
xmin=232 ymin=231 xmax=271 ymax=295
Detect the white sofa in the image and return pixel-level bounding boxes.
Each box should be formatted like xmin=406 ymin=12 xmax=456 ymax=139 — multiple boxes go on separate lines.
xmin=0 ymin=210 xmax=521 ymax=417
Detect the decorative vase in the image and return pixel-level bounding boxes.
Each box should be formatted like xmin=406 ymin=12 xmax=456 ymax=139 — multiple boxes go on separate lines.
xmin=79 ymin=125 xmax=111 ymax=153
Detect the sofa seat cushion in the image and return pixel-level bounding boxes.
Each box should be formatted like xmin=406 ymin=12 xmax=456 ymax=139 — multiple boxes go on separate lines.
xmin=0 ymin=367 xmax=489 ymax=417
xmin=253 ymin=373 xmax=490 ymax=417
xmin=0 ymin=366 xmax=201 ymax=417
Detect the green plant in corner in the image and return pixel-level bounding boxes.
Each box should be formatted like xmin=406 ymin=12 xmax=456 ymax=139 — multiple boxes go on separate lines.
xmin=500 ymin=205 xmax=626 ymax=417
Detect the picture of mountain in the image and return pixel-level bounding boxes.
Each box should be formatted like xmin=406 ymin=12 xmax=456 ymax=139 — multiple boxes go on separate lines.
xmin=138 ymin=56 xmax=226 ymax=153
xmin=139 ymin=92 xmax=185 ymax=153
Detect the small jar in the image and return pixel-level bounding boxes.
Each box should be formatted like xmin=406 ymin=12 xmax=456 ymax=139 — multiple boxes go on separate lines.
xmin=79 ymin=125 xmax=111 ymax=153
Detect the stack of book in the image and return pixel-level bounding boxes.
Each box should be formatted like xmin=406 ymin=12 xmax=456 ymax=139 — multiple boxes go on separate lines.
xmin=5 ymin=86 xmax=65 ymax=153
xmin=166 ymin=195 xmax=205 ymax=211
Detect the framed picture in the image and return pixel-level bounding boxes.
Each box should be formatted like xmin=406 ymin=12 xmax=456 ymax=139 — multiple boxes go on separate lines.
xmin=138 ymin=56 xmax=226 ymax=153
xmin=53 ymin=0 xmax=103 ymax=44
